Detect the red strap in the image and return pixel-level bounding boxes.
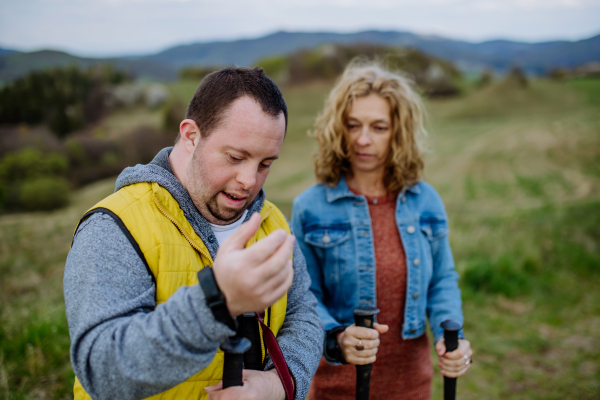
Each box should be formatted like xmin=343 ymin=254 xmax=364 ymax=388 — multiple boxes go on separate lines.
xmin=255 ymin=313 xmax=294 ymax=400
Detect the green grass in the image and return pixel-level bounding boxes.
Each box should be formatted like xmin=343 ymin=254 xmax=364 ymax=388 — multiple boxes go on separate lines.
xmin=1 ymin=77 xmax=599 ymax=399
xmin=568 ymin=78 xmax=600 ymax=106
xmin=0 ymin=178 xmax=114 ymax=399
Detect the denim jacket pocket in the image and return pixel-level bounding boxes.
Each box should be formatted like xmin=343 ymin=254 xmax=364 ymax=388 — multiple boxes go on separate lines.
xmin=419 ymin=213 xmax=449 ymax=282
xmin=419 ymin=213 xmax=449 ymax=241
xmin=304 ymin=225 xmax=353 ymax=312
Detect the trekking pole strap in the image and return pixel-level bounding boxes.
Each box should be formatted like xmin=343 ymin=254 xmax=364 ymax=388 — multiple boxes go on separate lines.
xmin=255 ymin=313 xmax=294 ymax=400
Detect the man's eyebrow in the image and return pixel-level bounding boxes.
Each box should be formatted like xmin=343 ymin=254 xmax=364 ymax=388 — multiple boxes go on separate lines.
xmin=224 ymin=146 xmax=279 ymax=160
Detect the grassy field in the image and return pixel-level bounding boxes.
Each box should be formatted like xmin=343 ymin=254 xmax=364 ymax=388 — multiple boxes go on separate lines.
xmin=0 ymin=77 xmax=599 ymax=399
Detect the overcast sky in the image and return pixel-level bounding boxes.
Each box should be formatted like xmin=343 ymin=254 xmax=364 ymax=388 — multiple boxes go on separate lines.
xmin=1 ymin=0 xmax=599 ymax=57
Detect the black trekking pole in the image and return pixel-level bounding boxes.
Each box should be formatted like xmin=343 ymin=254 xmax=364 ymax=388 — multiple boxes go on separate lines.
xmin=221 ymin=316 xmax=252 ymax=388
xmin=354 ymin=306 xmax=380 ymax=400
xmin=441 ymin=320 xmax=463 ymax=400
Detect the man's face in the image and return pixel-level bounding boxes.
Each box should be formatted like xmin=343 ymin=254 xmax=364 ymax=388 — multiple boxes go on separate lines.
xmin=185 ymin=96 xmax=286 ymax=225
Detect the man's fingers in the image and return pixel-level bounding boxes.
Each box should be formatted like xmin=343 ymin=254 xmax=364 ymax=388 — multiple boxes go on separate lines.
xmin=204 ymin=381 xmax=223 ymax=392
xmin=220 ymin=213 xmax=261 ymax=251
xmin=242 ymin=230 xmax=292 ymax=266
xmin=257 ymin=235 xmax=294 ymax=277
xmin=281 ymin=260 xmax=294 ymax=290
xmin=261 ymin=260 xmax=294 ymax=305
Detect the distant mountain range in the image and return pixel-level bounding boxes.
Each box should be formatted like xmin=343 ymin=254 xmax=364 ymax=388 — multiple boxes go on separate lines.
xmin=1 ymin=30 xmax=599 ymax=82
xmin=0 ymin=49 xmax=176 ymax=81
xmin=0 ymin=48 xmax=19 ymax=56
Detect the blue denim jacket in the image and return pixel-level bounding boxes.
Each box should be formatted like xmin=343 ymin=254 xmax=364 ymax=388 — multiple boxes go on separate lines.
xmin=291 ymin=177 xmax=464 ymax=358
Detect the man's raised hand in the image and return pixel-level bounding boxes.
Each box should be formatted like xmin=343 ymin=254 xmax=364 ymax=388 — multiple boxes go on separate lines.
xmin=212 ymin=213 xmax=295 ymax=317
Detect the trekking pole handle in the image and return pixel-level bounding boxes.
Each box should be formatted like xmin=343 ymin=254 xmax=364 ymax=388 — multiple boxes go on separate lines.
xmin=354 ymin=306 xmax=380 ymax=400
xmin=221 ymin=316 xmax=252 ymax=388
xmin=441 ymin=320 xmax=462 ymax=400
xmin=221 ymin=336 xmax=251 ymax=388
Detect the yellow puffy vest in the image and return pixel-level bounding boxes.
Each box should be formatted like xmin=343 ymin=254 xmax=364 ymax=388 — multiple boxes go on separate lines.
xmin=73 ymin=182 xmax=289 ymax=400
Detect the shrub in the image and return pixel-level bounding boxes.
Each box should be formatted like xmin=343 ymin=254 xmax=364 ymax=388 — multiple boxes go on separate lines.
xmin=476 ymin=69 xmax=494 ymax=88
xmin=120 ymin=126 xmax=174 ymax=165
xmin=162 ymin=99 xmax=186 ymax=134
xmin=0 ymin=66 xmax=131 ymax=137
xmin=0 ymin=148 xmax=70 ymax=211
xmin=18 ymin=177 xmax=70 ymax=211
xmin=0 ymin=126 xmax=64 ymax=160
xmin=548 ymin=68 xmax=568 ymax=81
xmin=257 ymin=56 xmax=290 ymax=83
xmin=256 ymin=44 xmax=463 ymax=96
xmin=0 ymin=148 xmax=68 ymax=183
xmin=65 ymin=136 xmax=122 ymax=186
xmin=506 ymin=66 xmax=529 ymax=88
xmin=0 ymin=182 xmax=6 ymax=211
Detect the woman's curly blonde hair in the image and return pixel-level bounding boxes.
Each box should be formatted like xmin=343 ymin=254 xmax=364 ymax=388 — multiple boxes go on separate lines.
xmin=312 ymin=59 xmax=427 ymax=193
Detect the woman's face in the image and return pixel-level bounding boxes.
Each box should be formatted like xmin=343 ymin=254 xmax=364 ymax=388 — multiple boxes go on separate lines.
xmin=345 ymin=94 xmax=393 ymax=175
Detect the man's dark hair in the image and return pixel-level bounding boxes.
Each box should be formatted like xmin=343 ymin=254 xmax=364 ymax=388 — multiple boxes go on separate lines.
xmin=178 ymin=67 xmax=287 ymax=142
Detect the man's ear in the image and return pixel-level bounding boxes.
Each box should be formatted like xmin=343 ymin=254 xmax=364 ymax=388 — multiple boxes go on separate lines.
xmin=179 ymin=119 xmax=201 ymax=153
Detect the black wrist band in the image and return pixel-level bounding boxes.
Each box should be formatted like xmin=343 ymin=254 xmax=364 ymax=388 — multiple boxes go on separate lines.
xmin=325 ymin=326 xmax=349 ymax=364
xmin=197 ymin=268 xmax=237 ymax=331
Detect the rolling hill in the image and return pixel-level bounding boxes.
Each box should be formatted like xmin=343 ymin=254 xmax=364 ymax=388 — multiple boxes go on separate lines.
xmin=1 ymin=30 xmax=599 ymax=82
xmin=144 ymin=30 xmax=600 ymax=74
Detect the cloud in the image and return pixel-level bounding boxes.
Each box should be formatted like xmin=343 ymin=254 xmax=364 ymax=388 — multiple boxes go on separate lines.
xmin=473 ymin=0 xmax=597 ymax=10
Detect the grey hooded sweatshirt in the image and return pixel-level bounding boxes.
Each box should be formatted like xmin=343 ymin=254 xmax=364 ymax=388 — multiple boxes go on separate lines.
xmin=64 ymin=147 xmax=323 ymax=400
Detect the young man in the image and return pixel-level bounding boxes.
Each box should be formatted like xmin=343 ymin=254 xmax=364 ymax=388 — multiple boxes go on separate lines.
xmin=64 ymin=67 xmax=323 ymax=400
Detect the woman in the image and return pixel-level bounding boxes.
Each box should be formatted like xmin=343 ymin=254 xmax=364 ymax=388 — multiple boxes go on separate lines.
xmin=291 ymin=61 xmax=472 ymax=399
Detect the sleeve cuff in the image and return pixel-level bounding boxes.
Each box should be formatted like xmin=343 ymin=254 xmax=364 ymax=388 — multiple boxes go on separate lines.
xmin=323 ymin=326 xmax=349 ymax=365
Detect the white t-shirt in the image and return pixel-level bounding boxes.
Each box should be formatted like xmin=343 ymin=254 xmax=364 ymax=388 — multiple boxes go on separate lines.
xmin=208 ymin=210 xmax=248 ymax=246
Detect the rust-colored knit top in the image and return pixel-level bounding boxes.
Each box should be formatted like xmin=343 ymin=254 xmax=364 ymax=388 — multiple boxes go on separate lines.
xmin=309 ymin=191 xmax=433 ymax=400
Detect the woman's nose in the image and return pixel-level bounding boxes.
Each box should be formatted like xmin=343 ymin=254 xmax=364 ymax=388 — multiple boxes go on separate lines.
xmin=356 ymin=128 xmax=372 ymax=145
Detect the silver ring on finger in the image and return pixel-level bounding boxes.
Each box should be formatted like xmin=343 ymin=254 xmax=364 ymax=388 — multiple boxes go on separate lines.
xmin=464 ymin=354 xmax=471 ymax=365
xmin=355 ymin=339 xmax=364 ymax=351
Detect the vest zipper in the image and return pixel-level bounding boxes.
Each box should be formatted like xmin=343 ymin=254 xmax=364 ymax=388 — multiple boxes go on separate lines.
xmin=152 ymin=192 xmax=213 ymax=263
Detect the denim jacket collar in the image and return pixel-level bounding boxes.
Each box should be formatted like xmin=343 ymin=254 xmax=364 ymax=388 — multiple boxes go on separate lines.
xmin=326 ymin=175 xmax=421 ymax=203
xmin=325 ymin=176 xmax=356 ymax=202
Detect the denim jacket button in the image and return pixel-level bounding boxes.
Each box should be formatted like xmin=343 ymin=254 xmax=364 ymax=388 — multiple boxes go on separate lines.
xmin=407 ymin=226 xmax=415 ymax=234
xmin=410 ymin=328 xmax=416 ymax=333
xmin=401 ymin=197 xmax=407 ymax=203
xmin=412 ymin=293 xmax=419 ymax=300
xmin=413 ymin=258 xmax=420 ymax=266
